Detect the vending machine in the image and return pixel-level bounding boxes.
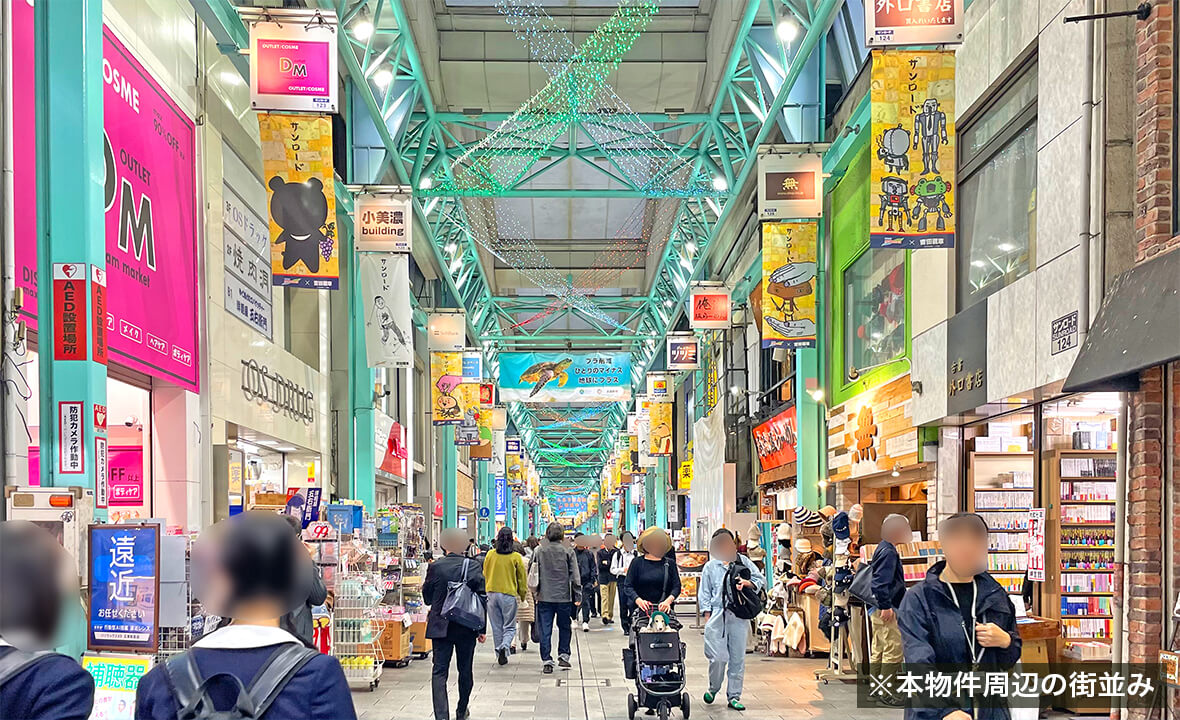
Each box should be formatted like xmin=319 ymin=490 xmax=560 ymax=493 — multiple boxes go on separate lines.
xmin=5 ymin=485 xmax=95 ymax=582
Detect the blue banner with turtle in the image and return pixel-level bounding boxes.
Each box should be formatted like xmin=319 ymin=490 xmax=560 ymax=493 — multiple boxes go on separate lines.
xmin=498 ymin=351 xmax=633 ymax=403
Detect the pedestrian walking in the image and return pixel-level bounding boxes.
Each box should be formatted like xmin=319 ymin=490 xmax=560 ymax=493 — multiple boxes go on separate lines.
xmin=279 ymin=514 xmax=327 ymax=649
xmin=483 ymin=527 xmax=528 ymax=665
xmin=574 ymin=534 xmax=599 ymax=632
xmin=597 ymin=533 xmax=619 ymax=625
xmin=867 ymin=514 xmax=911 ymax=706
xmin=423 ymin=528 xmax=488 ymax=720
xmin=530 ymin=523 xmax=582 ymax=673
xmin=135 ymin=512 xmax=355 ymax=720
xmin=0 ymin=521 xmax=95 ymax=720
xmin=611 ymin=531 xmax=638 ymax=633
xmin=698 ymin=528 xmax=765 ymax=711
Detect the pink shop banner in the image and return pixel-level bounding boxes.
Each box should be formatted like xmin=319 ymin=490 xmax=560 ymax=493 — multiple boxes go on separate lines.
xmin=28 ymin=446 xmax=142 ymax=506
xmin=12 ymin=3 xmax=200 ymax=392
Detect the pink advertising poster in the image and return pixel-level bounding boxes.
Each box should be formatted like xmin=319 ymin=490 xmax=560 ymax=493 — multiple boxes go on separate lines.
xmin=12 ymin=3 xmax=200 ymax=392
xmin=28 ymin=445 xmax=143 ymax=506
xmin=255 ymin=39 xmax=331 ymax=97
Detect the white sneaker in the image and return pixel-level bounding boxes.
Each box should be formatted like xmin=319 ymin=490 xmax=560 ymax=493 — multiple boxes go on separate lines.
xmin=582 ymin=621 xmax=590 ymax=632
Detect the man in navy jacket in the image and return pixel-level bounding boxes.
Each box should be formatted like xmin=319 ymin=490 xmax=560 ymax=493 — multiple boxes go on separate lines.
xmin=868 ymin=514 xmax=911 ymax=703
xmin=899 ymin=513 xmax=1021 ymax=720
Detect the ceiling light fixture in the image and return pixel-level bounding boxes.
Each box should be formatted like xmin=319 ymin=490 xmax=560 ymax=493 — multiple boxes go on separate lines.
xmin=809 ymin=388 xmax=824 ymax=402
xmin=971 ymin=260 xmax=985 ymax=268
xmin=418 ymin=176 xmax=434 ymax=190
xmin=891 ymin=463 xmax=901 ymax=478
xmin=997 ymin=242 xmax=1015 ymax=252
xmin=776 ymin=19 xmax=799 ymax=43
xmin=712 ymin=176 xmax=728 ymax=192
xmin=352 ymin=19 xmax=374 ymax=42
xmin=373 ymin=69 xmax=393 ymax=89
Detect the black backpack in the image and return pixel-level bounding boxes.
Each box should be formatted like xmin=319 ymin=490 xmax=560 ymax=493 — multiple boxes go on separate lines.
xmin=165 ymin=643 xmax=319 ymax=720
xmin=722 ymin=561 xmax=765 ymax=620
xmin=0 ymin=650 xmax=55 ymax=688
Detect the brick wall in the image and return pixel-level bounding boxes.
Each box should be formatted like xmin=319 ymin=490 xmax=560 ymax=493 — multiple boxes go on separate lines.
xmin=1129 ymin=4 xmax=1177 ymax=719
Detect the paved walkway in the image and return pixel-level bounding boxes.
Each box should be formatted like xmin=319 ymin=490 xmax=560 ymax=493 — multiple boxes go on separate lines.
xmin=352 ymin=615 xmax=903 ymax=720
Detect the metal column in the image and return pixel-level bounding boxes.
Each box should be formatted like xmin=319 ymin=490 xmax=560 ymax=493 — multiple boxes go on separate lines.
xmin=343 ymin=219 xmax=376 ymax=512
xmin=439 ymin=426 xmax=457 ymax=527
xmin=34 ymin=0 xmax=107 ymax=503
xmin=477 ymin=460 xmax=491 ymax=543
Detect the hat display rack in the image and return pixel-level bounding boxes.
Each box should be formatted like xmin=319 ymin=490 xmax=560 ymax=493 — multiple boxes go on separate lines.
xmin=814 ymin=508 xmax=858 ymax=684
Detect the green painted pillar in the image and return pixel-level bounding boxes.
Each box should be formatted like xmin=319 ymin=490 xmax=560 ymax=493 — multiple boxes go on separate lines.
xmin=477 ymin=461 xmax=492 ymax=543
xmin=440 ymin=427 xmax=458 ymax=527
xmin=343 ymin=221 xmax=375 ymax=512
xmin=35 ymin=0 xmax=107 ymax=508
xmin=515 ymin=495 xmax=526 ymax=535
xmin=654 ymin=459 xmax=668 ymax=529
xmin=795 ymin=348 xmax=822 ymax=509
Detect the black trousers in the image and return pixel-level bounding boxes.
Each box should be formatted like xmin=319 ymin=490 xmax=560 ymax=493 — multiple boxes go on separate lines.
xmin=620 ymin=600 xmax=634 ymax=634
xmin=431 ymin=633 xmax=477 ymax=720
xmin=581 ymin=584 xmax=597 ymax=622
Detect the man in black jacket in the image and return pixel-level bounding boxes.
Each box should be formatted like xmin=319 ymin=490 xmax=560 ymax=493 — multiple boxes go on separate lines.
xmin=899 ymin=513 xmax=1021 ymax=720
xmin=596 ymin=534 xmax=619 ymax=625
xmin=868 ymin=513 xmax=910 ymax=703
xmin=423 ymin=528 xmax=487 ymax=720
xmin=280 ymin=514 xmax=328 ymax=648
xmin=573 ymin=534 xmax=599 ymax=631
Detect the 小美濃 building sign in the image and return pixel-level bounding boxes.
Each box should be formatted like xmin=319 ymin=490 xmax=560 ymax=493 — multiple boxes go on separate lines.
xmin=240 ymin=359 xmax=315 ymax=424
xmin=946 ymin=300 xmax=987 ymax=415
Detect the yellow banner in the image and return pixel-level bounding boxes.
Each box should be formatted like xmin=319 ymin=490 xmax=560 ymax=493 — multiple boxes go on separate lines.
xmin=678 ymin=460 xmax=693 ymax=491
xmin=507 ymin=454 xmax=523 ymax=482
xmin=761 ymin=222 xmax=817 ymax=349
xmin=869 ymin=49 xmax=956 ymax=249
xmin=430 ymin=352 xmax=464 ymax=425
xmin=258 ymin=113 xmax=340 ymax=289
xmin=649 ymin=401 xmax=672 ymax=456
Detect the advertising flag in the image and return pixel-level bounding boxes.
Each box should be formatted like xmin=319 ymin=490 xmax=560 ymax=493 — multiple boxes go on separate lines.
xmin=648 ymin=402 xmax=673 ymax=456
xmin=259 ymin=113 xmax=339 ymax=289
xmin=761 ymin=222 xmax=817 ymax=348
xmin=870 ymin=49 xmax=956 ymax=249
xmin=499 ymin=352 xmax=632 ymax=402
xmin=359 ymin=252 xmax=412 ymax=368
xmin=430 ymin=352 xmax=464 ymax=425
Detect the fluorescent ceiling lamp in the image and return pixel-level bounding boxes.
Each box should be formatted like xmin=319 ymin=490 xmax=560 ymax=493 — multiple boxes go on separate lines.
xmin=352 ymin=20 xmax=374 ymax=41
xmin=374 ymin=69 xmax=393 ymax=89
xmin=776 ymin=19 xmax=799 ymax=43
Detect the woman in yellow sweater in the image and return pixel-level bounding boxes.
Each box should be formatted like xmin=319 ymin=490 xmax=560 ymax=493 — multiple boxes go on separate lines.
xmin=483 ymin=527 xmax=529 ymax=665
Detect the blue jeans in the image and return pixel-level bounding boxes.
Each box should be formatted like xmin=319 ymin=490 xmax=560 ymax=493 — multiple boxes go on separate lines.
xmin=487 ymin=592 xmax=519 ymax=651
xmin=536 ymin=601 xmax=573 ymax=664
xmin=703 ymin=610 xmax=749 ymax=701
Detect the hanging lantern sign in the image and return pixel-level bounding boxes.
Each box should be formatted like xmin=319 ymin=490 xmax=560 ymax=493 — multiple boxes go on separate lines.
xmin=688 ymin=286 xmax=731 ymax=330
xmin=428 ymin=312 xmax=466 ymax=351
xmin=757 ymin=152 xmax=823 ymax=220
xmin=355 ymin=190 xmax=412 ymax=252
xmin=865 ymin=0 xmax=964 ymax=47
xmin=666 ymin=336 xmax=700 ymax=371
xmin=247 ymin=8 xmax=338 ymax=113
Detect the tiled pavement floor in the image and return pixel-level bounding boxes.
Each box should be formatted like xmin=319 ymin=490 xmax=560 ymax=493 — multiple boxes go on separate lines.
xmin=351 ymin=616 xmax=905 ymax=720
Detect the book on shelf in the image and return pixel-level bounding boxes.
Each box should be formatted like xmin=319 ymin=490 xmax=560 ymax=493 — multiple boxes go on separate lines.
xmin=1060 ymin=456 xmax=1116 ymax=477
xmin=1060 ymin=481 xmax=1116 ymax=501
xmin=1062 ymin=617 xmax=1112 ymax=639
xmin=974 ymin=490 xmax=1034 ymax=508
xmin=1061 ymin=505 xmax=1116 ymax=523
xmin=1061 ymin=595 xmax=1112 ymax=617
xmin=1061 ymin=572 xmax=1113 ymax=592
xmin=1062 ymin=641 xmax=1113 ymax=661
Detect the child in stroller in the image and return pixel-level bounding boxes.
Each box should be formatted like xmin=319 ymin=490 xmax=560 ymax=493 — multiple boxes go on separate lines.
xmin=623 ymin=611 xmax=690 ymax=720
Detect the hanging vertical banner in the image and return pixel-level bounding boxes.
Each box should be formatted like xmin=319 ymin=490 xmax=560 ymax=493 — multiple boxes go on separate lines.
xmin=870 ymin=49 xmax=957 ymax=249
xmin=354 ymin=191 xmax=412 ymax=252
xmin=359 ymin=252 xmax=412 ymax=368
xmin=761 ymin=222 xmax=818 ymax=348
xmin=53 ymin=264 xmax=88 ymax=361
xmin=666 ymin=336 xmax=700 ymax=371
xmin=90 ymin=266 xmax=107 ymax=365
xmin=646 ymin=373 xmax=672 ymax=402
xmin=637 ymin=416 xmax=656 ymax=468
xmin=249 ymin=10 xmax=338 ymax=113
xmin=430 ymin=352 xmax=463 ymax=425
xmin=490 ymin=429 xmax=507 ymax=476
xmin=865 ymin=0 xmax=964 ymax=48
xmin=462 ymin=351 xmax=483 ymax=382
xmin=648 ymin=402 xmax=673 ymax=456
xmin=506 ymin=452 xmax=523 ymax=483
xmin=259 ymin=113 xmax=339 ymax=289
xmin=688 ymin=287 xmax=731 ymax=330
xmin=757 ymin=152 xmax=823 ymax=220
xmin=494 ymin=476 xmax=508 ymax=520
xmin=428 ymin=312 xmax=466 ymax=351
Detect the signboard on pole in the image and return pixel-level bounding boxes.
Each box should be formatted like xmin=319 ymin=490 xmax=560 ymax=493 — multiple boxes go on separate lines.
xmin=91 ymin=266 xmax=108 ymax=364
xmin=59 ymin=401 xmax=85 ymax=474
xmin=1027 ymin=508 xmax=1046 ymax=582
xmin=757 ymin=152 xmax=823 ymax=220
xmin=865 ymin=0 xmax=964 ymax=48
xmin=355 ymin=192 xmax=412 ymax=252
xmin=88 ymin=524 xmax=160 ymax=653
xmin=494 ymin=476 xmax=508 ymax=520
xmin=359 ymin=252 xmax=413 ymax=368
xmin=646 ymin=373 xmax=672 ymax=402
xmin=761 ymin=222 xmax=817 ymax=348
xmin=259 ymin=113 xmax=339 ymax=289
xmin=428 ymin=312 xmax=466 ymax=351
xmin=666 ymin=336 xmax=700 ymax=371
xmin=869 ymin=49 xmax=957 ymax=249
xmin=688 ymin=287 xmax=731 ymax=330
xmin=752 ymin=405 xmax=798 ymax=472
xmin=249 ymin=10 xmax=338 ymax=113
xmin=223 ymin=154 xmax=274 ymax=340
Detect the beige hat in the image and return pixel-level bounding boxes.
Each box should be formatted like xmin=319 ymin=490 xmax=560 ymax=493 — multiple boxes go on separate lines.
xmin=793 ymin=538 xmax=813 ymax=554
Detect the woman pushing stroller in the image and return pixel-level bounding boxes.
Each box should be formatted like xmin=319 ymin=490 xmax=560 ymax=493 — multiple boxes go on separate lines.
xmin=622 ymin=528 xmax=687 ymax=719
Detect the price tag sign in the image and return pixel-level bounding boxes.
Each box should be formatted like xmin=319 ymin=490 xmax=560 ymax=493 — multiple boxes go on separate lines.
xmin=306 ymin=521 xmax=336 ymax=540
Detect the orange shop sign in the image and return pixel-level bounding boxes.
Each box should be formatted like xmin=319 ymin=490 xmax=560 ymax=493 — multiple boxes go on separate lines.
xmin=866 ymin=0 xmax=964 ymax=48
xmin=689 ymin=288 xmax=731 ymax=330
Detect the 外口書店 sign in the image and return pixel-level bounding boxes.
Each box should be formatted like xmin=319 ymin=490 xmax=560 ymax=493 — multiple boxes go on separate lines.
xmin=865 ymin=0 xmax=964 ymax=47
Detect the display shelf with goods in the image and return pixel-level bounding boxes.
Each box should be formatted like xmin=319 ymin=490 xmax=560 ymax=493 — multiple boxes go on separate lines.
xmin=332 ymin=572 xmax=385 ymax=690
xmin=967 ymin=449 xmax=1035 ymax=597
xmin=1045 ymin=449 xmax=1117 ymax=669
xmin=373 ymin=505 xmax=430 ymax=662
xmin=858 ymin=541 xmax=942 ymax=583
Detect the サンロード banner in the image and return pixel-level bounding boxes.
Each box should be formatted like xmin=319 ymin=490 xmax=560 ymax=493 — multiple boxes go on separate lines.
xmin=761 ymin=222 xmax=817 ymax=349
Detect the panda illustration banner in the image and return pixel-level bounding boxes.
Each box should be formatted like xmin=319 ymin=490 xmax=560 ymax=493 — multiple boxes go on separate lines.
xmin=761 ymin=222 xmax=817 ymax=349
xmin=870 ymin=49 xmax=956 ymax=249
xmin=258 ymin=113 xmax=340 ymax=288
xmin=359 ymin=252 xmax=412 ymax=368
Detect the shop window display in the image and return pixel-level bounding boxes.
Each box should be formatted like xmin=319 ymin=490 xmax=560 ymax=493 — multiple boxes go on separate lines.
xmin=842 ymin=249 xmax=905 ymax=377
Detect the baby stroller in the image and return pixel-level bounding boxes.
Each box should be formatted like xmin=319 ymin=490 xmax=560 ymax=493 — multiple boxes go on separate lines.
xmin=622 ymin=612 xmax=690 ymax=720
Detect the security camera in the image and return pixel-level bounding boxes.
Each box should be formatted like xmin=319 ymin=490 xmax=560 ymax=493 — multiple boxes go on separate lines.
xmin=124 ymin=415 xmax=139 ymax=427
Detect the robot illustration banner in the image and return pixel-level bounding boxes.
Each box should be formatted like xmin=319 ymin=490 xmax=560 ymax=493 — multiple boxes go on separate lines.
xmin=430 ymin=352 xmax=475 ymax=425
xmin=358 ymin=252 xmax=412 ymax=368
xmin=870 ymin=49 xmax=956 ymax=249
xmin=498 ymin=352 xmax=632 ymax=403
xmin=761 ymin=222 xmax=818 ymax=349
xmin=258 ymin=113 xmax=340 ymax=288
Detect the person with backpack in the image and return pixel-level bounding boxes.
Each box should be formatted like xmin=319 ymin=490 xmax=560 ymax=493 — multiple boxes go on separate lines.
xmin=483 ymin=527 xmax=527 ymax=665
xmin=423 ymin=528 xmax=487 ymax=720
xmin=279 ymin=514 xmax=327 ymax=648
xmin=135 ymin=512 xmax=354 ymax=720
xmin=0 ymin=521 xmax=95 ymax=720
xmin=610 ymin=531 xmax=638 ymax=632
xmin=697 ymin=528 xmax=765 ymax=712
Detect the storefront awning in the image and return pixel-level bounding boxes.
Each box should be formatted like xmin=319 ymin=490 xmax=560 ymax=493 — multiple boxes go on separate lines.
xmin=1062 ymin=249 xmax=1180 ymax=393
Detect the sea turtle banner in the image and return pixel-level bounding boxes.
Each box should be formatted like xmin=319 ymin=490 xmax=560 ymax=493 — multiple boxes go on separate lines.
xmin=498 ymin=352 xmax=632 ymax=403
